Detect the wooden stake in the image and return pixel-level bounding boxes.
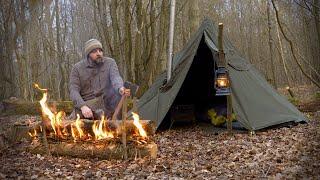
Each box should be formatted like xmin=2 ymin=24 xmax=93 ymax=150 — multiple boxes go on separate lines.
xmin=132 ymin=97 xmax=138 ymax=113
xmin=41 ymin=120 xmax=50 ymax=155
xmin=219 ymin=22 xmax=232 ymax=134
xmin=112 ymin=95 xmax=126 ymax=122
xmin=217 ymin=23 xmax=226 ymax=68
xmin=218 ymin=23 xmax=224 ymax=52
xmin=286 ymin=86 xmax=295 ymax=98
xmin=227 ymin=95 xmax=232 ymax=135
xmin=122 ymin=96 xmax=128 ymax=159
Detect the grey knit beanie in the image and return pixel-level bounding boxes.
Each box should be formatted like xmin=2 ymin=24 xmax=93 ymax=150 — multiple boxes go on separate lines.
xmin=84 ymin=39 xmax=103 ymax=57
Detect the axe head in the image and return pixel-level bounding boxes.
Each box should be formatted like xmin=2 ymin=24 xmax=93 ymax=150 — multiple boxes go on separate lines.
xmin=124 ymin=81 xmax=139 ymax=97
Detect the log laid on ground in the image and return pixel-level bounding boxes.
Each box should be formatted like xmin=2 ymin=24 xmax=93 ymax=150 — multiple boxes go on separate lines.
xmin=0 ymin=123 xmax=37 ymax=151
xmin=2 ymin=121 xmax=39 ymax=144
xmin=298 ymin=100 xmax=320 ymax=112
xmin=1 ymin=99 xmax=73 ymax=115
xmin=28 ymin=140 xmax=157 ymax=159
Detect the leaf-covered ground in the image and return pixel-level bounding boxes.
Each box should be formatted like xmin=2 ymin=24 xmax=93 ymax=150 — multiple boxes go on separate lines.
xmin=0 ymin=85 xmax=319 ymax=179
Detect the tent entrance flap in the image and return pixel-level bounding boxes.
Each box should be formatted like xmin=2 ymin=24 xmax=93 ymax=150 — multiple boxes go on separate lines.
xmin=159 ymin=37 xmax=228 ymax=128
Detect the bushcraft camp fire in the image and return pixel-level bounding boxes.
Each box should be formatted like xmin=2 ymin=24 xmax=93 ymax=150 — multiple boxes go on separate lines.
xmin=27 ymin=84 xmax=157 ymax=160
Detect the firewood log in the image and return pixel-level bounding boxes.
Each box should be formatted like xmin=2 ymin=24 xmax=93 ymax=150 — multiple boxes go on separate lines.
xmin=28 ymin=141 xmax=157 ymax=159
xmin=1 ymin=99 xmax=73 ymax=115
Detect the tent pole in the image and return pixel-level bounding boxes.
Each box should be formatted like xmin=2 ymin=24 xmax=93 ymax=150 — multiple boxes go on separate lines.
xmin=218 ymin=23 xmax=232 ymax=134
xmin=167 ymin=0 xmax=176 ymax=82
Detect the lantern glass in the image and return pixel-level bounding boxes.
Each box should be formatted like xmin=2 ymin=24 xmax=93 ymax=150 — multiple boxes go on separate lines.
xmin=214 ymin=68 xmax=231 ymax=96
xmin=216 ymin=74 xmax=229 ymax=88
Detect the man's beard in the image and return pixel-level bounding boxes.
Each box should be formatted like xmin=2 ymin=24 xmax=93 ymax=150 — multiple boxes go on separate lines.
xmin=94 ymin=56 xmax=103 ymax=65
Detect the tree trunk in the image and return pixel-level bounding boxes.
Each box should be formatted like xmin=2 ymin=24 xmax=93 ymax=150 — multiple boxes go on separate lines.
xmin=55 ymin=0 xmax=66 ymax=100
xmin=276 ymin=24 xmax=291 ymax=87
xmin=312 ymin=0 xmax=320 ymax=81
xmin=110 ymin=1 xmax=122 ymax=73
xmin=189 ymin=0 xmax=199 ymax=36
xmin=0 ymin=1 xmax=17 ymax=100
xmin=313 ymin=0 xmax=320 ymax=51
xmin=156 ymin=0 xmax=169 ymax=75
xmin=134 ymin=0 xmax=143 ymax=84
xmin=124 ymin=0 xmax=132 ymax=81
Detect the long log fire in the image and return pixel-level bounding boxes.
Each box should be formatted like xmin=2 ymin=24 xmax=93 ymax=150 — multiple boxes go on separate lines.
xmin=27 ymin=84 xmax=157 ymax=160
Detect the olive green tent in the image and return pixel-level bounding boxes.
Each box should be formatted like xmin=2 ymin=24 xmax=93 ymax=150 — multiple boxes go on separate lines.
xmin=136 ymin=18 xmax=306 ymax=131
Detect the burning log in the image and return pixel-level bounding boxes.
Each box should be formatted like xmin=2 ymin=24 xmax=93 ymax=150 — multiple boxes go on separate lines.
xmin=28 ymin=140 xmax=157 ymax=159
xmin=27 ymin=119 xmax=157 ymax=159
xmin=26 ymin=84 xmax=157 ymax=160
xmin=30 ymin=119 xmax=155 ymax=139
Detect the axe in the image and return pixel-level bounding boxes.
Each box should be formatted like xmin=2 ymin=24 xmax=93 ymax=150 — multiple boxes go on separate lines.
xmin=112 ymin=82 xmax=139 ymax=121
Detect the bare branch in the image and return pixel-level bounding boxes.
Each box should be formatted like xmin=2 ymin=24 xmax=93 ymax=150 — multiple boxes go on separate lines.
xmin=271 ymin=0 xmax=320 ymax=88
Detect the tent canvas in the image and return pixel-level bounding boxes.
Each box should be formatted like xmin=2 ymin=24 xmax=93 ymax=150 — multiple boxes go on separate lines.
xmin=136 ymin=18 xmax=307 ymax=131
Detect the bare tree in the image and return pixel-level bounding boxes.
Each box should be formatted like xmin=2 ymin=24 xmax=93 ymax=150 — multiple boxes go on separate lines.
xmin=1 ymin=0 xmax=319 ymax=101
xmin=267 ymin=0 xmax=277 ymax=88
xmin=271 ymin=0 xmax=320 ymax=88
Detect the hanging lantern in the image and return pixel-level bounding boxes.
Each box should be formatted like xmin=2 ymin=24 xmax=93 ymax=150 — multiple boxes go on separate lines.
xmin=215 ymin=68 xmax=231 ymax=96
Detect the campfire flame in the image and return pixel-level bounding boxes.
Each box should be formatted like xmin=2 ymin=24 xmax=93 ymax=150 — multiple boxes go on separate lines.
xmin=75 ymin=114 xmax=84 ymax=138
xmin=35 ymin=83 xmax=65 ymax=138
xmin=71 ymin=114 xmax=85 ymax=141
xmin=132 ymin=112 xmax=147 ymax=137
xmin=31 ymin=84 xmax=148 ymax=142
xmin=92 ymin=115 xmax=114 ymax=140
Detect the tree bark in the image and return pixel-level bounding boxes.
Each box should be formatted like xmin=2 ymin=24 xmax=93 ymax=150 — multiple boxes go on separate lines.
xmin=55 ymin=0 xmax=66 ymax=100
xmin=312 ymin=0 xmax=320 ymax=81
xmin=124 ymin=0 xmax=132 ymax=81
xmin=189 ymin=0 xmax=199 ymax=36
xmin=110 ymin=1 xmax=123 ymax=73
xmin=134 ymin=0 xmax=143 ymax=84
xmin=156 ymin=0 xmax=169 ymax=75
xmin=275 ymin=22 xmax=291 ymax=87
xmin=313 ymin=0 xmax=320 ymax=52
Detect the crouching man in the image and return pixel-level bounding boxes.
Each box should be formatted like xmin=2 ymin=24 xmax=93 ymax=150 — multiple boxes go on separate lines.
xmin=69 ymin=39 xmax=130 ymax=119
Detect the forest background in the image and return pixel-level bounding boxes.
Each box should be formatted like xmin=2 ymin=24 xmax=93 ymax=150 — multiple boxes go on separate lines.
xmin=1 ymin=0 xmax=319 ymax=101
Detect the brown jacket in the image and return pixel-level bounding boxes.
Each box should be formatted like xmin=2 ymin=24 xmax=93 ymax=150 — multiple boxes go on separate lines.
xmin=69 ymin=57 xmax=123 ymax=116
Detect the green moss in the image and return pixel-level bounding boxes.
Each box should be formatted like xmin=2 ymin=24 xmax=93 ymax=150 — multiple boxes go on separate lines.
xmin=1 ymin=100 xmax=73 ymax=116
xmin=288 ymin=97 xmax=299 ymax=106
xmin=208 ymin=108 xmax=236 ymax=126
xmin=315 ymin=92 xmax=320 ymax=99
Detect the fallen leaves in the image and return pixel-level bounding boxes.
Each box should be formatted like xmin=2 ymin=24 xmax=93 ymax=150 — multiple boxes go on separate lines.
xmin=0 ymin=115 xmax=319 ymax=179
xmin=0 ymin=85 xmax=319 ymax=179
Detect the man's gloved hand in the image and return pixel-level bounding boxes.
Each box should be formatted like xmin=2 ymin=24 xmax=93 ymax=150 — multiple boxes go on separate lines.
xmin=81 ymin=105 xmax=93 ymax=118
xmin=119 ymin=87 xmax=131 ymax=97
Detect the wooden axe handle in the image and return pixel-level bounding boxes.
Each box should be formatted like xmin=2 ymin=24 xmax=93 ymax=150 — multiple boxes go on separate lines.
xmin=112 ymin=95 xmax=126 ymax=121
